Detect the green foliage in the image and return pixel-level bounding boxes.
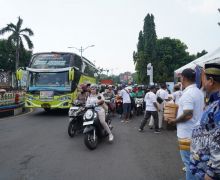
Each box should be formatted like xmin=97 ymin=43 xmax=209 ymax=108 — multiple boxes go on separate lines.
xmin=133 ymin=13 xmax=207 ymax=83
xmin=131 ymin=72 xmax=138 ymax=83
xmin=155 ymin=37 xmax=193 ymax=82
xmin=0 ymin=39 xmax=15 ymax=71
xmin=143 ymin=14 xmax=157 ymax=59
xmin=137 ymin=31 xmax=144 ymax=52
xmin=0 ymin=39 xmax=32 ymax=72
xmin=134 ymin=13 xmax=157 ymax=84
xmin=109 ymin=75 xmax=120 ymax=84
xmin=0 ymin=17 xmax=34 ymax=70
xmin=196 ymin=50 xmax=207 ymax=58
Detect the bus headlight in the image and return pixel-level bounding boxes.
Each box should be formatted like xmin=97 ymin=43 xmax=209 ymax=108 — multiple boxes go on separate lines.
xmin=27 ymin=96 xmax=36 ymax=100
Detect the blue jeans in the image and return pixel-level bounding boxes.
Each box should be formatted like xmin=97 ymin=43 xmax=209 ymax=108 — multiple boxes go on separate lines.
xmin=180 ymin=150 xmax=197 ymax=180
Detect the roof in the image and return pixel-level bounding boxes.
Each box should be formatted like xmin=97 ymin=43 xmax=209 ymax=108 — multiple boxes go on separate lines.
xmin=174 ymin=47 xmax=220 ymax=75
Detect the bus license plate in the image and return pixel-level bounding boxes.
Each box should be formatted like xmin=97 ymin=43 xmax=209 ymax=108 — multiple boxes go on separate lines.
xmin=40 ymin=91 xmax=54 ymax=100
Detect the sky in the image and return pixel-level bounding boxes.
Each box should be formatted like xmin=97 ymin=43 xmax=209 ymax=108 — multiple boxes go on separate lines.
xmin=0 ymin=0 xmax=220 ymax=75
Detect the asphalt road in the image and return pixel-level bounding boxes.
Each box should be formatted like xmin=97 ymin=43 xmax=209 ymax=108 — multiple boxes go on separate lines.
xmin=0 ymin=109 xmax=184 ymax=180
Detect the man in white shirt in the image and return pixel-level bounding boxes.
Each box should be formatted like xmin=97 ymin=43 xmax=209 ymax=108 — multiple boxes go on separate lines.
xmin=139 ymin=85 xmax=160 ymax=133
xmin=119 ymin=85 xmax=131 ymax=122
xmin=172 ymin=84 xmax=182 ymax=105
xmin=167 ymin=68 xmax=204 ymax=180
xmin=156 ymin=83 xmax=169 ymax=129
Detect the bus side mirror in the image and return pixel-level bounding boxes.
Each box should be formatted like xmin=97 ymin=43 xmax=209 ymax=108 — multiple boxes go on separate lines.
xmin=16 ymin=68 xmax=23 ymax=80
xmin=69 ymin=68 xmax=74 ymax=81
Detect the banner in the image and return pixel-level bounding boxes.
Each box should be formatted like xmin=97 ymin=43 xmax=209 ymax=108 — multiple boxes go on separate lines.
xmin=0 ymin=72 xmax=11 ymax=88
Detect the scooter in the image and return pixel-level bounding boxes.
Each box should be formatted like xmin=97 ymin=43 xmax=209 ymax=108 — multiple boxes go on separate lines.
xmin=135 ymin=96 xmax=144 ymax=116
xmin=83 ymin=105 xmax=112 ymax=150
xmin=68 ymin=101 xmax=86 ymax=137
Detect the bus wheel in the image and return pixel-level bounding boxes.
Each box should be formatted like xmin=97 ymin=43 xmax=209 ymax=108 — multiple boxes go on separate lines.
xmin=44 ymin=108 xmax=51 ymax=112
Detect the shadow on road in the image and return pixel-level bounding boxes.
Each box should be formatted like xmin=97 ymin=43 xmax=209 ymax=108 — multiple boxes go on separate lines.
xmin=33 ymin=109 xmax=69 ymax=117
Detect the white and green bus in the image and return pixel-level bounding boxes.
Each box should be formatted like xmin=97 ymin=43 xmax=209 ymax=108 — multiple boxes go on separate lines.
xmin=24 ymin=52 xmax=97 ymax=111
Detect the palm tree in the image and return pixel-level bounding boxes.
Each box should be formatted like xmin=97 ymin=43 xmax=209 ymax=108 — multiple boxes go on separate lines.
xmin=0 ymin=16 xmax=34 ymax=70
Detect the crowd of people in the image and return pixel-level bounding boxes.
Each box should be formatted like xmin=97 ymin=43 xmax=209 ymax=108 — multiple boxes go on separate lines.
xmin=74 ymin=62 xmax=220 ymax=180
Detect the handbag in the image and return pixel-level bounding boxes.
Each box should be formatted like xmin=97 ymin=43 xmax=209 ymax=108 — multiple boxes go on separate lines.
xmin=156 ymin=91 xmax=164 ymax=104
xmin=157 ymin=96 xmax=164 ymax=104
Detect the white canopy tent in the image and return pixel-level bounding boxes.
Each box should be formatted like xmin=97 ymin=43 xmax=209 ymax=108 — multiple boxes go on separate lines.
xmin=174 ymin=47 xmax=220 ymax=75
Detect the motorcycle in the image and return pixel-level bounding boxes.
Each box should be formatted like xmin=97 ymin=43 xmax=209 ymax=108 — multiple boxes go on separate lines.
xmin=135 ymin=96 xmax=144 ymax=116
xmin=83 ymin=105 xmax=112 ymax=150
xmin=68 ymin=101 xmax=86 ymax=137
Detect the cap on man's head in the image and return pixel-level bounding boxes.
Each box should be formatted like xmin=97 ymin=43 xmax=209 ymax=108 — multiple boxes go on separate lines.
xmin=205 ymin=63 xmax=220 ymax=76
xmin=181 ymin=68 xmax=196 ymax=82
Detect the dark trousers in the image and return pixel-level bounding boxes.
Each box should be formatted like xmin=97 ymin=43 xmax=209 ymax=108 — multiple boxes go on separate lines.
xmin=140 ymin=111 xmax=159 ymax=130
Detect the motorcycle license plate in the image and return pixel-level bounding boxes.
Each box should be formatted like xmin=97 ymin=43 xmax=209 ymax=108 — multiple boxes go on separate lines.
xmin=83 ymin=121 xmax=94 ymax=126
xmin=70 ymin=106 xmax=79 ymax=110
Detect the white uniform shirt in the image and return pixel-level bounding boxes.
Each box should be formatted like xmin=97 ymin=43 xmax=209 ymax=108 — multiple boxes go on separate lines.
xmin=172 ymin=90 xmax=182 ymax=104
xmin=119 ymin=89 xmax=131 ymax=104
xmin=144 ymin=91 xmax=157 ymax=111
xmin=86 ymin=93 xmax=105 ymax=111
xmin=156 ymin=88 xmax=169 ymax=111
xmin=156 ymin=88 xmax=169 ymax=100
xmin=176 ymin=84 xmax=204 ymax=139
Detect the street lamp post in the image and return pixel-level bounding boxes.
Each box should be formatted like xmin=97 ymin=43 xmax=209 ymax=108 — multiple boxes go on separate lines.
xmin=68 ymin=45 xmax=95 ymax=60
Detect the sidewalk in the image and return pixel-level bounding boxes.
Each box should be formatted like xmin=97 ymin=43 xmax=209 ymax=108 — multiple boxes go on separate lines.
xmin=0 ymin=104 xmax=28 ymax=118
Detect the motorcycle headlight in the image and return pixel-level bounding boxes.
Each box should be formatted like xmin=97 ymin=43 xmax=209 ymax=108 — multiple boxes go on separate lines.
xmin=84 ymin=109 xmax=94 ymax=120
xmin=136 ymin=98 xmax=143 ymax=103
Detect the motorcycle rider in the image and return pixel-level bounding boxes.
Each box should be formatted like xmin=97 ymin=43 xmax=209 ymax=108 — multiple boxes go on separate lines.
xmin=86 ymin=84 xmax=114 ymax=142
xmin=136 ymin=86 xmax=145 ymax=98
xmin=104 ymin=85 xmax=116 ymax=115
xmin=76 ymin=84 xmax=87 ymax=104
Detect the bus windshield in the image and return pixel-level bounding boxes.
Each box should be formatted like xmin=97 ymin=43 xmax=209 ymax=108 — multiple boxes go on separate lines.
xmin=30 ymin=53 xmax=71 ymax=69
xmin=29 ymin=72 xmax=70 ymax=88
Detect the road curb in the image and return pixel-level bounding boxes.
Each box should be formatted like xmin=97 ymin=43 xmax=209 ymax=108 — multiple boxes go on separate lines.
xmin=0 ymin=107 xmax=33 ymax=119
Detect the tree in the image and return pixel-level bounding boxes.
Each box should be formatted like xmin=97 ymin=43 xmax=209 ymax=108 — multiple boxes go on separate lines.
xmin=0 ymin=16 xmax=34 ymax=71
xmin=196 ymin=50 xmax=208 ymax=58
xmin=133 ymin=14 xmax=207 ymax=83
xmin=143 ymin=14 xmax=157 ymax=60
xmin=137 ymin=31 xmax=144 ymax=53
xmin=0 ymin=39 xmax=32 ymax=72
xmin=134 ymin=13 xmax=157 ymax=84
xmin=155 ymin=37 xmax=193 ymax=82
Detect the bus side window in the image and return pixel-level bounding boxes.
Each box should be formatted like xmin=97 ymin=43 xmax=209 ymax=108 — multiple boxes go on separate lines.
xmin=84 ymin=62 xmax=95 ymax=77
xmin=84 ymin=62 xmax=89 ymax=76
xmin=73 ymin=55 xmax=82 ymax=71
xmin=82 ymin=62 xmax=86 ymax=73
